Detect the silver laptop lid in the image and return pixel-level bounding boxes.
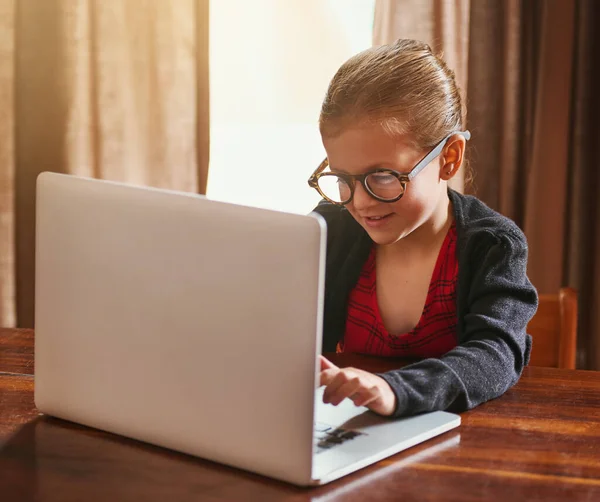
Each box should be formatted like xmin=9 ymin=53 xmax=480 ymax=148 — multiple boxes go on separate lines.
xmin=35 ymin=172 xmax=326 ymax=486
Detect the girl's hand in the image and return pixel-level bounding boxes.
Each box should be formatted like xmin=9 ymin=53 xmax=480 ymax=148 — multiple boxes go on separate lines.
xmin=319 ymin=355 xmax=397 ymax=416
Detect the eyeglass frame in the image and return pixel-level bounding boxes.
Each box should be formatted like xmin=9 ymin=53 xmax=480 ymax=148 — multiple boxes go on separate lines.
xmin=307 ymin=130 xmax=471 ymax=205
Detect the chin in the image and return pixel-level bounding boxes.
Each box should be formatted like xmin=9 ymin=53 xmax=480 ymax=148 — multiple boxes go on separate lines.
xmin=364 ymin=228 xmax=407 ymax=246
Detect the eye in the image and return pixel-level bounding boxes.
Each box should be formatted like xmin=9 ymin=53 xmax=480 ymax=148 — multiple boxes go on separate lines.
xmin=368 ymin=172 xmax=397 ymax=185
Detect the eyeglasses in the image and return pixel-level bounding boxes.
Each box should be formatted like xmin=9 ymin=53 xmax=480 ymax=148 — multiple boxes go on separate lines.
xmin=308 ymin=130 xmax=471 ymax=205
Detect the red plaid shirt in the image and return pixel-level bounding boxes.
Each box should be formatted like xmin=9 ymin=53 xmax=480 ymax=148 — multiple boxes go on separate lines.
xmin=339 ymin=223 xmax=458 ymax=358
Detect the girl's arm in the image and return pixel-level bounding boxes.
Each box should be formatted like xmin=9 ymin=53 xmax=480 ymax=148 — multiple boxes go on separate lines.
xmin=377 ymin=231 xmax=538 ymax=417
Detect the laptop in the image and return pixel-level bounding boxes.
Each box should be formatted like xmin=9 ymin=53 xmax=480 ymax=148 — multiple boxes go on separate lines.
xmin=34 ymin=172 xmax=460 ymax=486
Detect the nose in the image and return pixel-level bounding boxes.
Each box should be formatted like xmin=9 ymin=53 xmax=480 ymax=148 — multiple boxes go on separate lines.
xmin=351 ymin=182 xmax=379 ymax=211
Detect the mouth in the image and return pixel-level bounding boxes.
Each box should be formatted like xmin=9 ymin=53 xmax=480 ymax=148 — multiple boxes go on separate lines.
xmin=365 ymin=214 xmax=391 ymax=220
xmin=363 ymin=213 xmax=393 ymax=228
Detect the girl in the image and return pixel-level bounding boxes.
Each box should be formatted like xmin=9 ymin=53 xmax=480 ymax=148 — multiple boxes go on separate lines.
xmin=310 ymin=39 xmax=538 ymax=417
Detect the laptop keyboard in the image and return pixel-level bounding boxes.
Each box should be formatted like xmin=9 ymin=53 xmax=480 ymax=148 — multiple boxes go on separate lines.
xmin=314 ymin=422 xmax=365 ymax=454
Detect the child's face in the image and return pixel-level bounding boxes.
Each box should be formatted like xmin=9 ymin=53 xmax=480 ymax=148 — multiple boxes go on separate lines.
xmin=322 ymin=125 xmax=450 ymax=246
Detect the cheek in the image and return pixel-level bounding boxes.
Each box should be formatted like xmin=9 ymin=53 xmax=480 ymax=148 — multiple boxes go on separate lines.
xmin=404 ymin=167 xmax=444 ymax=205
xmin=390 ymin=176 xmax=442 ymax=220
xmin=389 ymin=193 xmax=427 ymax=221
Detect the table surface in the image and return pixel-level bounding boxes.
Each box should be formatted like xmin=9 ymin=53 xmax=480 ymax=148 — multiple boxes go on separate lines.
xmin=1 ymin=328 xmax=599 ymax=501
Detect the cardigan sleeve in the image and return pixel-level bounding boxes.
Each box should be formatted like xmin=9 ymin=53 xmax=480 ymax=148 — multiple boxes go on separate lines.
xmin=377 ymin=230 xmax=539 ymax=417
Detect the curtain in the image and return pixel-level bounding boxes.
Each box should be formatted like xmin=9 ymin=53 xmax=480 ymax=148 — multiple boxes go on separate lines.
xmin=566 ymin=0 xmax=600 ymax=370
xmin=374 ymin=0 xmax=600 ymax=369
xmin=0 ymin=1 xmax=15 ymax=328
xmin=0 ymin=0 xmax=210 ymax=328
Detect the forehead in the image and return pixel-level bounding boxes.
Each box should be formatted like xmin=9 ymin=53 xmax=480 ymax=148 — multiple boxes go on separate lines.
xmin=322 ymin=125 xmax=421 ymax=173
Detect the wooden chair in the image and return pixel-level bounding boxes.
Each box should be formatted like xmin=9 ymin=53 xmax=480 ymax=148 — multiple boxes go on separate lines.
xmin=527 ymin=287 xmax=578 ymax=369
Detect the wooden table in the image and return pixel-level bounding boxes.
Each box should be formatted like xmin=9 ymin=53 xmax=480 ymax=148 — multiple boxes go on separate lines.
xmin=0 ymin=328 xmax=599 ymax=501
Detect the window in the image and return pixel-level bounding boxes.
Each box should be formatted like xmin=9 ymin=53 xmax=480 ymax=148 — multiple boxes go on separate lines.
xmin=208 ymin=0 xmax=375 ymax=214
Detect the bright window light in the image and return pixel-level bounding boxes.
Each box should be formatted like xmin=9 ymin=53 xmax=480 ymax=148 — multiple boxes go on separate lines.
xmin=208 ymin=0 xmax=375 ymax=214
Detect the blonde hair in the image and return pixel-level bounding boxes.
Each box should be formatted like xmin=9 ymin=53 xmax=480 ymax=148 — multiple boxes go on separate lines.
xmin=319 ymin=39 xmax=464 ymax=149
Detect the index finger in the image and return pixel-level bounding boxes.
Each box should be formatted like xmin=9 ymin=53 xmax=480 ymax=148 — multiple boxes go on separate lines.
xmin=319 ymin=355 xmax=338 ymax=371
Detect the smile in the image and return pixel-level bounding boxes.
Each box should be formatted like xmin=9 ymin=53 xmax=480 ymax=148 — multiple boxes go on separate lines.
xmin=364 ymin=213 xmax=393 ymax=227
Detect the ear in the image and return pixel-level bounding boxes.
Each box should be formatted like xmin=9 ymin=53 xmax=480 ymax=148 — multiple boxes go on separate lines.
xmin=440 ymin=134 xmax=467 ymax=181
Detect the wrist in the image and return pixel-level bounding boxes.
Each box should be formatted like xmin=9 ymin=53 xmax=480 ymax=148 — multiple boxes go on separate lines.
xmin=376 ymin=373 xmax=404 ymax=417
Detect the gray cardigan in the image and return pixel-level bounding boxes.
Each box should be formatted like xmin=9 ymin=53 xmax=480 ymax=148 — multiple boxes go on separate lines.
xmin=313 ymin=189 xmax=539 ymax=417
